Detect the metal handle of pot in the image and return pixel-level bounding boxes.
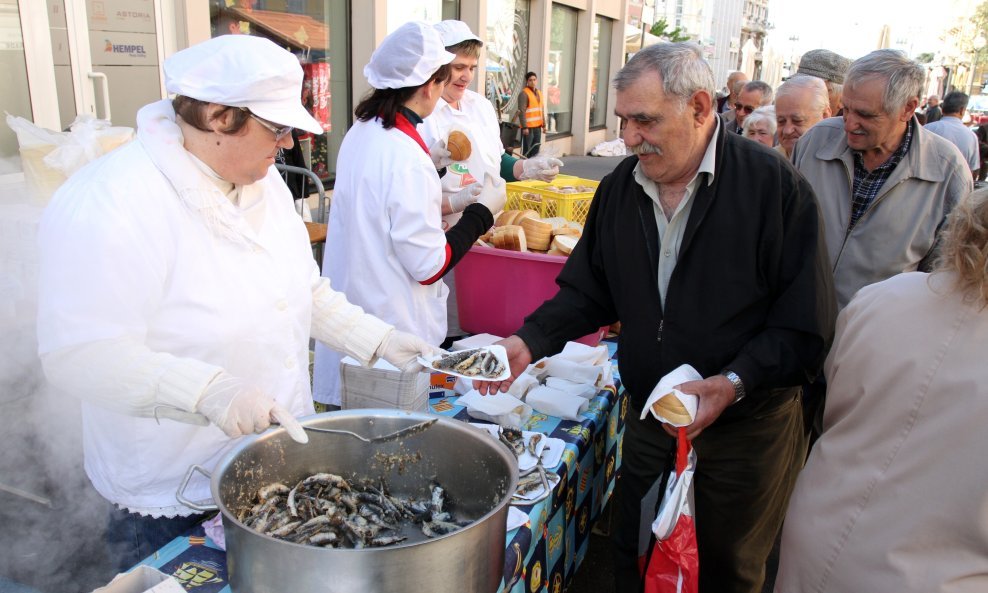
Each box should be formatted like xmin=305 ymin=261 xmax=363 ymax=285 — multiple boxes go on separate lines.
xmin=176 ymin=464 xmax=219 ymax=512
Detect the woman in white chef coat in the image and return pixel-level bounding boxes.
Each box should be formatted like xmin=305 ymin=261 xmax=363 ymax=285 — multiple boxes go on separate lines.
xmin=418 ymin=20 xmax=564 ymax=342
xmin=312 ymin=21 xmax=507 ymax=407
xmin=35 ymin=35 xmax=434 ymax=572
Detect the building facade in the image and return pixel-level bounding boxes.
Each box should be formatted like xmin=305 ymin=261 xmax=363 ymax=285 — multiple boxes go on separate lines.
xmin=1 ymin=0 xmax=627 ymax=186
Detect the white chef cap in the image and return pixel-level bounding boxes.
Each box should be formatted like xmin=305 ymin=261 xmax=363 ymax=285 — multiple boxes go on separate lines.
xmin=164 ymin=34 xmax=323 ymax=135
xmin=434 ymin=20 xmax=482 ymax=48
xmin=364 ymin=21 xmax=456 ymax=90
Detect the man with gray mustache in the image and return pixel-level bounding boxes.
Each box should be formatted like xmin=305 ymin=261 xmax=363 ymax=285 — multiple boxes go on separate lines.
xmin=479 ymin=42 xmax=835 ymax=593
xmin=791 ymin=49 xmax=971 ymax=439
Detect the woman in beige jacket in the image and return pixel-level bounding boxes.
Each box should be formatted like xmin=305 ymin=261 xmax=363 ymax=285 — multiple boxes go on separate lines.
xmin=775 ymin=188 xmax=988 ymax=593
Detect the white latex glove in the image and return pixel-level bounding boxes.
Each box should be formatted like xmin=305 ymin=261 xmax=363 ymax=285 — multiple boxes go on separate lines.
xmin=376 ymin=329 xmax=439 ymax=372
xmin=520 ymin=156 xmax=564 ymax=182
xmin=445 ymin=182 xmax=483 ymax=213
xmin=196 ymin=373 xmax=308 ymax=443
xmin=429 ymin=138 xmax=454 ymax=170
xmin=476 ymin=173 xmax=507 ymax=215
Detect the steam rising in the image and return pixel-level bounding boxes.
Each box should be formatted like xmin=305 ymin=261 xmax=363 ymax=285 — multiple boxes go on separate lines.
xmin=0 ymin=195 xmax=113 ymax=592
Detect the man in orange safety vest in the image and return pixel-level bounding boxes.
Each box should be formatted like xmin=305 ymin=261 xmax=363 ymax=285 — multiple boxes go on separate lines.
xmin=516 ymin=71 xmax=547 ymax=157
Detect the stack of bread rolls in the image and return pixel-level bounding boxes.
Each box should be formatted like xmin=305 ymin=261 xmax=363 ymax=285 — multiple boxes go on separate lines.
xmin=479 ymin=209 xmax=583 ymax=257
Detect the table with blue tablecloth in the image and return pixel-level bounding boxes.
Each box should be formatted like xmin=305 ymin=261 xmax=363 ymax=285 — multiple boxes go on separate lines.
xmin=132 ymin=351 xmax=627 ymax=593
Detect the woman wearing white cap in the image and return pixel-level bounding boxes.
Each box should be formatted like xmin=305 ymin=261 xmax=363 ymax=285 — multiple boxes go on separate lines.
xmin=35 ymin=34 xmax=435 ymax=570
xmin=418 ymin=20 xmax=564 ymax=342
xmin=312 ymin=21 xmax=507 ymax=407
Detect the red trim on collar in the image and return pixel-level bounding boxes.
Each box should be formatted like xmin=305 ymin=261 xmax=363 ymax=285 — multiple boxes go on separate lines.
xmin=394 ymin=112 xmax=429 ymax=154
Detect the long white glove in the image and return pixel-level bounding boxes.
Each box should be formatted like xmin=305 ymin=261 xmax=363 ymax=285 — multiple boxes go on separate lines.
xmin=445 ymin=182 xmax=484 ymax=214
xmin=376 ymin=329 xmax=439 ymax=372
xmin=520 ymin=156 xmax=564 ymax=182
xmin=196 ymin=373 xmax=308 ymax=443
xmin=476 ymin=173 xmax=507 ymax=215
xmin=429 ymin=139 xmax=454 ymax=170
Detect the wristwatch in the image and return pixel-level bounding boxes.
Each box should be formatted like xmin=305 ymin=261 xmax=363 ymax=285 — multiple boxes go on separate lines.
xmin=720 ymin=370 xmax=746 ymax=405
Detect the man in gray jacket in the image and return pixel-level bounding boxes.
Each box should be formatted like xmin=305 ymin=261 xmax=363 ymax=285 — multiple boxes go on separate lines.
xmin=793 ymin=49 xmax=971 ymax=311
xmin=792 ymin=49 xmax=971 ymax=438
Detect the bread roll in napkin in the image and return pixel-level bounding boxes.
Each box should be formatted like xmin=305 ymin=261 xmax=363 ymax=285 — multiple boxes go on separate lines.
xmin=640 ymin=364 xmax=702 ymax=427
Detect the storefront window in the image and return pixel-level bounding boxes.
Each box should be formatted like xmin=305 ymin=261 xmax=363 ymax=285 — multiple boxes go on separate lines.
xmin=485 ymin=0 xmax=531 ymax=123
xmin=210 ymin=1 xmax=347 ymax=182
xmin=0 ymin=0 xmax=31 ymax=174
xmin=548 ymin=4 xmax=577 ymax=136
xmin=386 ymin=0 xmax=459 ymax=32
xmin=589 ymin=15 xmax=613 ymax=129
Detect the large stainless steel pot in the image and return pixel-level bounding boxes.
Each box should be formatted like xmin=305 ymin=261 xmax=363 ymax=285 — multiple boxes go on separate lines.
xmin=178 ymin=409 xmax=518 ymax=593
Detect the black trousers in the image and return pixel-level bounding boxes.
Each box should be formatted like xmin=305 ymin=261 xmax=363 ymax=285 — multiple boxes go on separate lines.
xmin=612 ymin=394 xmax=806 ymax=593
xmin=521 ymin=127 xmax=542 ymax=157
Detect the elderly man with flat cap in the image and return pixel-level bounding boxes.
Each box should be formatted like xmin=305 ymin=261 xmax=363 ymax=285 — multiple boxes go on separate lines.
xmin=797 ymin=48 xmax=852 ymax=115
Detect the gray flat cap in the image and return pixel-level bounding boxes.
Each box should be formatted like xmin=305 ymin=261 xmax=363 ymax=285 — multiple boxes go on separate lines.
xmin=797 ymin=49 xmax=852 ymax=85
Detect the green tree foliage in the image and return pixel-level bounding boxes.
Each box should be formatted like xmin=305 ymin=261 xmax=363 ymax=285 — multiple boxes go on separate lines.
xmin=650 ymin=18 xmax=691 ymax=43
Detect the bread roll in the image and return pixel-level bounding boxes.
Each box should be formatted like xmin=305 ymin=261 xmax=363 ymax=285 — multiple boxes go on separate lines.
xmin=520 ymin=217 xmax=553 ymax=251
xmin=447 ymin=130 xmax=472 ymax=161
xmin=551 ymin=234 xmax=578 ymax=255
xmin=494 ymin=210 xmax=519 ymax=227
xmin=514 ymin=209 xmax=541 ymax=224
xmin=552 ymin=227 xmax=582 ymax=238
xmin=651 ymin=393 xmax=693 ymax=425
xmin=492 ymin=225 xmax=527 ymax=251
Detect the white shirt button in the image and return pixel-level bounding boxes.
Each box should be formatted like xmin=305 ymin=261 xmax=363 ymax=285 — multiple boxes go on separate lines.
xmin=276 ymin=300 xmax=288 ymax=311
xmin=284 ymin=357 xmax=296 ymax=369
xmin=664 ymin=249 xmax=672 ymax=257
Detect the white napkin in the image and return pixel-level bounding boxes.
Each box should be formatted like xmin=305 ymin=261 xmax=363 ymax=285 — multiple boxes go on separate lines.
xmin=526 ymin=385 xmax=588 ymax=421
xmin=506 ymin=506 xmax=529 ymax=532
xmin=507 ymin=373 xmax=540 ymax=399
xmin=535 ymin=358 xmax=605 ymax=386
xmin=559 ymin=341 xmax=610 ymax=366
xmin=539 ymin=437 xmax=566 ymax=469
xmin=640 ymin=364 xmax=702 ymax=427
xmin=545 ymin=376 xmax=598 ymax=400
xmin=457 ymin=390 xmax=531 ymax=428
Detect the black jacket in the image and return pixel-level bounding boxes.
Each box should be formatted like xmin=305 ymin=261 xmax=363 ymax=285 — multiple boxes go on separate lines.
xmin=516 ymin=130 xmax=836 ymax=421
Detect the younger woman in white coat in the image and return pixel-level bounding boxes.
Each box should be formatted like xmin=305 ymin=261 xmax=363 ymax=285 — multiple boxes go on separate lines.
xmin=313 ymin=21 xmax=506 ymax=407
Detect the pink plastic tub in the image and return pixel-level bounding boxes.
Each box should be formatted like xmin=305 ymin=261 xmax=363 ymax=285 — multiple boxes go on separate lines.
xmin=454 ymin=246 xmax=607 ymax=346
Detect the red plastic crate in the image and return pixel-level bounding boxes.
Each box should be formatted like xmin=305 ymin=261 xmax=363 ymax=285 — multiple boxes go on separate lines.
xmin=454 ymin=245 xmax=607 ymax=346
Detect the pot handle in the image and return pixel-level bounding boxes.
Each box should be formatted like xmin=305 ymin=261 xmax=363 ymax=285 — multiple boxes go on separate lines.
xmin=176 ymin=464 xmax=219 ymax=512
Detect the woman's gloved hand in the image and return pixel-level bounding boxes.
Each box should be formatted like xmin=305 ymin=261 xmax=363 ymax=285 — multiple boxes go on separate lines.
xmin=376 ymin=329 xmax=439 ymax=372
xmin=429 ymin=139 xmax=454 ymax=170
xmin=519 ymin=156 xmax=564 ymax=182
xmin=445 ymin=182 xmax=484 ymax=214
xmin=196 ymin=373 xmax=308 ymax=443
xmin=476 ymin=173 xmax=507 ymax=215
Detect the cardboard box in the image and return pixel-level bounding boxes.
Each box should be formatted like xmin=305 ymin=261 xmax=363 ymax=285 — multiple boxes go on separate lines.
xmin=92 ymin=566 xmax=185 ymax=593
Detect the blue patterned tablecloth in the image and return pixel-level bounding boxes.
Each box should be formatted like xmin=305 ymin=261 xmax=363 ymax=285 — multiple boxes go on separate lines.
xmin=135 ymin=345 xmax=627 ymax=593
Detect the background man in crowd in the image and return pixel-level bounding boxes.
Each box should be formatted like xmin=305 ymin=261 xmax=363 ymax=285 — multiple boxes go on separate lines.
xmin=723 ymin=80 xmax=773 ymax=133
xmin=480 ymin=43 xmax=835 ymax=593
xmin=925 ymin=94 xmax=943 ymax=123
xmin=797 ymin=49 xmax=852 ymax=115
xmin=516 ymin=71 xmax=547 ymax=157
xmin=774 ymin=75 xmax=832 ymax=159
xmin=792 ymin=48 xmax=971 ymax=439
xmin=925 ymin=91 xmax=980 ymax=178
xmin=717 ymin=70 xmax=749 ymax=113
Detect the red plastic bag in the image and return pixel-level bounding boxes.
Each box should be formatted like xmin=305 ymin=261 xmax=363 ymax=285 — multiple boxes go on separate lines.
xmin=640 ymin=427 xmax=698 ymax=593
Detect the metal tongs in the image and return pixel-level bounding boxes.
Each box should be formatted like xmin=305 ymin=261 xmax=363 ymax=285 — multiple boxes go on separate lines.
xmin=152 ymin=405 xmax=437 ymax=444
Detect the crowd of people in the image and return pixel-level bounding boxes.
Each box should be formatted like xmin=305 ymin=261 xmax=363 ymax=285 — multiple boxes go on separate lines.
xmin=476 ymin=43 xmax=987 ymax=593
xmin=30 ymin=17 xmax=988 ymax=593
